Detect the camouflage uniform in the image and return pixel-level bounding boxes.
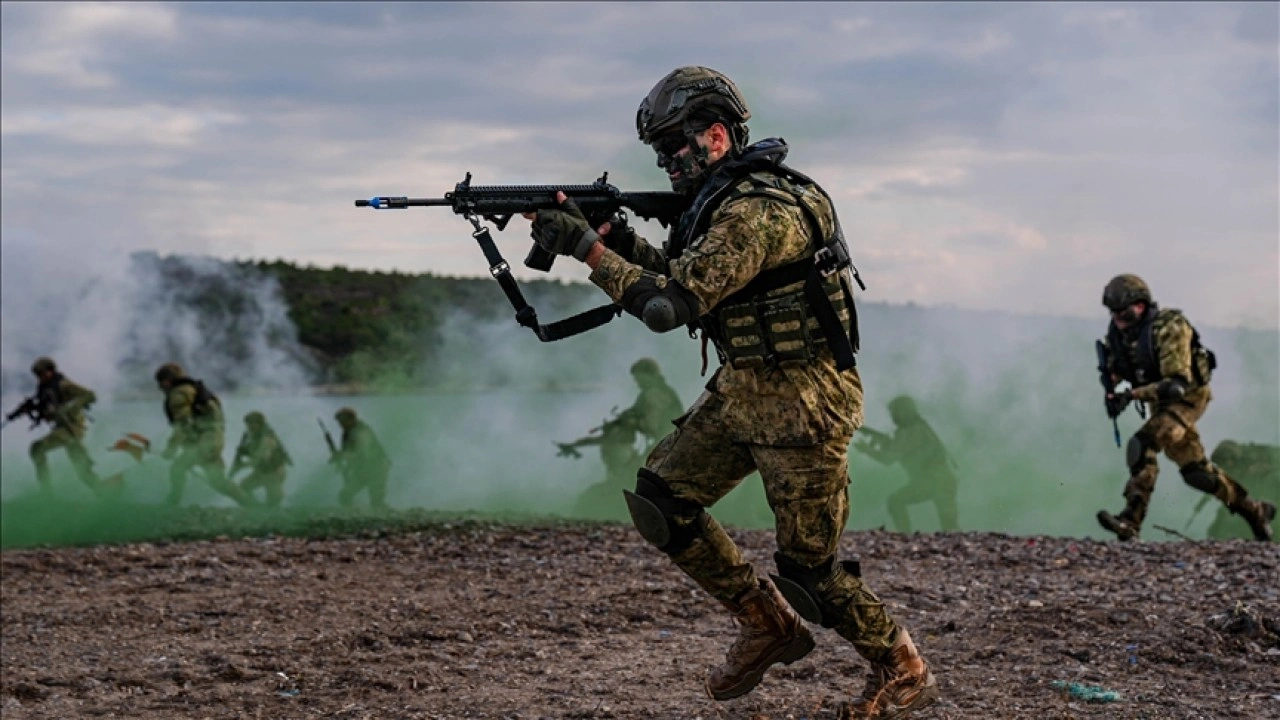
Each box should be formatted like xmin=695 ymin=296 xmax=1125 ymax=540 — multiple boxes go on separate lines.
xmin=531 ymin=66 xmax=936 ymax=717
xmin=156 ymin=363 xmax=254 ymax=508
xmin=1096 ymin=275 xmax=1274 ymax=541
xmin=854 ymin=396 xmax=959 ymax=533
xmin=25 ymin=357 xmax=102 ymax=494
xmin=231 ymin=412 xmax=291 ymax=508
xmin=334 ymin=408 xmax=391 ymax=509
xmin=629 ymin=357 xmax=685 ymax=456
xmin=567 ymin=358 xmax=684 ymax=519
xmin=1204 ymin=441 xmax=1279 ymax=540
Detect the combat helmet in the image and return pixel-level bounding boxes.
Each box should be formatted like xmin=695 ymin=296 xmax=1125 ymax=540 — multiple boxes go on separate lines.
xmin=630 ymin=357 xmax=661 ymax=377
xmin=244 ymin=411 xmax=265 ymax=428
xmin=636 ymin=66 xmax=751 ymax=146
xmin=335 ymin=407 xmax=357 ymax=426
xmin=887 ymin=395 xmax=920 ymax=425
xmin=154 ymin=362 xmax=184 ymax=384
xmin=1102 ymin=274 xmax=1153 ymax=312
xmin=31 ymin=356 xmax=56 ymax=375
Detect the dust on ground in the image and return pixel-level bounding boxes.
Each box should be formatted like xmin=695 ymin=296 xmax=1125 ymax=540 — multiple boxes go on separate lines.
xmin=2 ymin=516 xmax=1278 ymax=719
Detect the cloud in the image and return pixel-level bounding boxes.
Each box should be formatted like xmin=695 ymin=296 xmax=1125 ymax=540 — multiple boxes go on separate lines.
xmin=1 ymin=1 xmax=1275 ymax=327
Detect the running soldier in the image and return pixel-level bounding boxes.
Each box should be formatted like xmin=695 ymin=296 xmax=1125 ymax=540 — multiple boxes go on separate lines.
xmin=11 ymin=357 xmax=103 ymax=496
xmin=155 ymin=363 xmax=255 ymax=507
xmin=1095 ymin=275 xmax=1274 ymax=542
xmin=853 ymin=395 xmax=959 ymax=533
xmin=525 ymin=66 xmax=936 ymax=718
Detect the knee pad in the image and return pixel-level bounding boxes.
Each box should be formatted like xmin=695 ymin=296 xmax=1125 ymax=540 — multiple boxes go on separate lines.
xmin=623 ymin=469 xmax=707 ymax=555
xmin=1179 ymin=460 xmax=1220 ymax=495
xmin=1126 ymin=433 xmax=1156 ymax=475
xmin=770 ymin=552 xmax=862 ymax=628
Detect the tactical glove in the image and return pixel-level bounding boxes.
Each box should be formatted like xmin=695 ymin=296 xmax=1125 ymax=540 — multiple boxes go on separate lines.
xmin=530 ymin=198 xmax=600 ymax=261
xmin=1105 ymin=391 xmax=1132 ymax=419
xmin=601 ymin=213 xmax=639 ymax=261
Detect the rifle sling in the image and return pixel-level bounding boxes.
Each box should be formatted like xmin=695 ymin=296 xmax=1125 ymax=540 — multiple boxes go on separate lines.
xmin=471 ymin=222 xmax=622 ymax=342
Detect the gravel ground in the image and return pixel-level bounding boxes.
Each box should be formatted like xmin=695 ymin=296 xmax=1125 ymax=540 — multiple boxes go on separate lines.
xmin=2 ymin=518 xmax=1278 ymax=719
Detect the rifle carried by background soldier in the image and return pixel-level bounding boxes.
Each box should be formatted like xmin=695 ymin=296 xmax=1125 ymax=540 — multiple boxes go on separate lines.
xmin=355 ymin=174 xmax=683 ymax=342
xmin=556 ymin=406 xmax=642 ymax=459
xmin=318 ymin=417 xmax=342 ymax=469
xmin=1094 ymin=339 xmax=1144 ymax=447
xmin=3 ymin=394 xmax=47 ymax=431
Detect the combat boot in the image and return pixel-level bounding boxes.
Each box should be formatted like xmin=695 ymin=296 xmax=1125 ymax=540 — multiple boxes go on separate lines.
xmin=842 ymin=629 xmax=939 ymax=720
xmin=1096 ymin=509 xmax=1140 ymax=541
xmin=1232 ymin=498 xmax=1276 ymax=542
xmin=705 ymin=578 xmax=815 ymax=701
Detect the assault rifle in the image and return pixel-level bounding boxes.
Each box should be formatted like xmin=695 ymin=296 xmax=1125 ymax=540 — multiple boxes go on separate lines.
xmin=318 ymin=417 xmax=343 ymax=469
xmin=1095 ymin=340 xmax=1126 ymax=447
xmin=355 ymin=173 xmax=684 ymax=341
xmin=2 ymin=395 xmax=47 ymax=431
xmin=556 ymin=406 xmax=641 ymax=459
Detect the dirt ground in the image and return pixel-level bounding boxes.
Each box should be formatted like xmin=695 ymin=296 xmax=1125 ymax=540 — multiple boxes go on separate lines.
xmin=2 ymin=518 xmax=1278 ymax=720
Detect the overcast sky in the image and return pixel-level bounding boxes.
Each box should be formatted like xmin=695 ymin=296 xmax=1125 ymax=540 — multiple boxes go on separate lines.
xmin=2 ymin=2 xmax=1276 ymax=328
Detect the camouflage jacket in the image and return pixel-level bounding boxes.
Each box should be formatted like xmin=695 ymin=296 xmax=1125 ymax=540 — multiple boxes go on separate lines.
xmin=589 ymin=141 xmax=862 ymax=445
xmin=339 ymin=420 xmax=391 ymax=476
xmin=163 ymin=379 xmax=224 ymax=452
xmin=35 ymin=373 xmax=96 ymax=432
xmin=861 ymin=420 xmax=957 ymax=483
xmin=1103 ymin=306 xmax=1214 ymax=409
xmin=233 ymin=425 xmax=291 ymax=473
xmin=629 ymin=382 xmax=684 ymax=444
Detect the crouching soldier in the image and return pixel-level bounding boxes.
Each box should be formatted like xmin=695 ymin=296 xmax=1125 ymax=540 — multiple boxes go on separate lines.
xmin=230 ymin=411 xmax=292 ymax=508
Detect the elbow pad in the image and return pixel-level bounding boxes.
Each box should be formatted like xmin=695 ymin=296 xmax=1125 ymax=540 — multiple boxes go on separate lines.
xmin=621 ymin=272 xmax=699 ymax=333
xmin=1157 ymin=377 xmax=1188 ymax=402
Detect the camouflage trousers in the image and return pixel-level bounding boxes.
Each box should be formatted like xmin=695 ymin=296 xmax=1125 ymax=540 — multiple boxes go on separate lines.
xmin=887 ymin=475 xmax=958 ymax=533
xmin=1122 ymin=392 xmax=1244 ymax=526
xmin=239 ymin=466 xmax=287 ymax=508
xmin=30 ymin=425 xmax=100 ymax=492
xmin=169 ymin=440 xmax=254 ymax=507
xmin=339 ymin=465 xmax=389 ymax=509
xmin=644 ymin=390 xmax=899 ymax=663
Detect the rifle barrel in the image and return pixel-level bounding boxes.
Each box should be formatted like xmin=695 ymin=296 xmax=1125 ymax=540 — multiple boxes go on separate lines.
xmin=355 ymin=197 xmax=453 ymax=209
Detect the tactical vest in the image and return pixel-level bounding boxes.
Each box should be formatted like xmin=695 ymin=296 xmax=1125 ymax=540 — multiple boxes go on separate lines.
xmin=1107 ymin=307 xmax=1216 ymax=388
xmin=36 ymin=373 xmax=65 ymax=417
xmin=164 ymin=377 xmax=221 ymax=424
xmin=257 ymin=428 xmax=292 ymax=471
xmin=666 ymin=139 xmax=861 ymax=372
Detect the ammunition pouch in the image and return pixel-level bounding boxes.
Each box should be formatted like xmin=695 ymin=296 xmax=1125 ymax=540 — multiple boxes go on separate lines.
xmin=770 ymin=552 xmax=861 ymax=628
xmin=624 ymin=469 xmax=707 ymax=554
xmin=702 ymin=272 xmax=853 ymax=372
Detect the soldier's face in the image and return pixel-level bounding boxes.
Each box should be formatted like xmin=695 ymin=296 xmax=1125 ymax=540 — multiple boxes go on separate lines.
xmin=1111 ymin=302 xmax=1145 ymax=329
xmin=652 ymin=124 xmax=729 ymax=192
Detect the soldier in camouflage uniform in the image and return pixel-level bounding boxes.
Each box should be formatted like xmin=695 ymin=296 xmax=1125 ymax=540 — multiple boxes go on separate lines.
xmin=332 ymin=407 xmax=391 ymax=509
xmin=853 ymin=395 xmax=959 ymax=533
xmin=1202 ymin=441 xmax=1279 ymax=540
xmin=628 ymin=357 xmax=685 ymax=456
xmin=1095 ymin=275 xmax=1274 ymax=542
xmin=230 ymin=411 xmax=292 ymax=508
xmin=562 ymin=358 xmax=685 ymax=519
xmin=525 ymin=66 xmax=936 ymax=719
xmin=21 ymin=357 xmax=103 ymax=495
xmin=155 ymin=363 xmax=256 ymax=508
